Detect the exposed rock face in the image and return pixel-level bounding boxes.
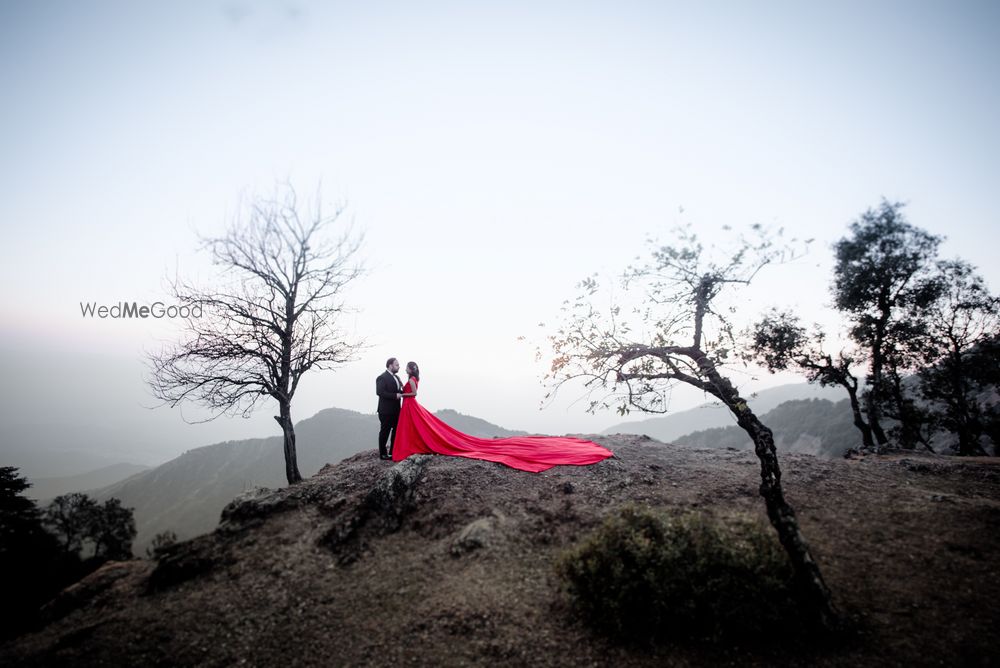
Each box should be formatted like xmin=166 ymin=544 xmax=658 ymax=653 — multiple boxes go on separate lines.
xmin=450 ymin=510 xmax=509 ymax=556
xmin=319 ymin=454 xmax=433 ymax=564
xmin=2 ymin=436 xmax=999 ymax=667
xmin=361 ymin=454 xmax=433 ymax=531
xmin=220 ymin=485 xmax=284 ymax=525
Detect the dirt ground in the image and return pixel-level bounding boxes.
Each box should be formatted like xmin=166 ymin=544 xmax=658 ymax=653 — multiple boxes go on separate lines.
xmin=2 ymin=435 xmax=998 ymax=667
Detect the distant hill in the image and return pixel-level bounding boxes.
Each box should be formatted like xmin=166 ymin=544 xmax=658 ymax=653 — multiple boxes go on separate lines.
xmin=603 ymin=383 xmax=848 ymax=442
xmin=676 ymin=398 xmax=861 ymax=458
xmin=432 ymin=409 xmax=527 ymax=437
xmin=26 ymin=463 xmax=150 ymax=504
xmin=1 ymin=447 xmax=134 ymax=482
xmin=85 ymin=407 xmax=524 ymax=555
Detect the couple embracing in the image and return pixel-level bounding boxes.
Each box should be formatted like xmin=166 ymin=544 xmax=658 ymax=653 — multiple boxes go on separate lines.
xmin=375 ymin=357 xmax=416 ymax=460
xmin=375 ymin=356 xmax=614 ymax=473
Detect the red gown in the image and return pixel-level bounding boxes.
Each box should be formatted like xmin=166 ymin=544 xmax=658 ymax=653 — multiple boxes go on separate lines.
xmin=391 ymin=377 xmax=614 ymax=472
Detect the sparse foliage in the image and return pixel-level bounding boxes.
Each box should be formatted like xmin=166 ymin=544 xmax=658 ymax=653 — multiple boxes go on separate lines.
xmin=749 ymin=309 xmax=874 ymax=448
xmin=146 ymin=530 xmax=179 ymax=559
xmin=542 ymin=223 xmax=839 ymax=630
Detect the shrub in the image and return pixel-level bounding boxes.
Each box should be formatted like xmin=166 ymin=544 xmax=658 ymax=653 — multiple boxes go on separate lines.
xmin=555 ymin=503 xmax=803 ymax=645
xmin=146 ymin=530 xmax=179 ymax=559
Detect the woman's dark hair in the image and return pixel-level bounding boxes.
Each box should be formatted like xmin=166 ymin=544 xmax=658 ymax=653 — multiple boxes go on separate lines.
xmin=406 ymin=361 xmax=420 ymax=380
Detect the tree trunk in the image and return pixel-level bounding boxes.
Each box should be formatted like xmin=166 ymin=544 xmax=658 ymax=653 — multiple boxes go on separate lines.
xmin=693 ymin=354 xmax=839 ymax=630
xmin=887 ymin=369 xmax=925 ymax=450
xmin=864 ymin=387 xmax=889 ymax=448
xmin=842 ymin=381 xmax=874 ymax=448
xmin=891 ymin=381 xmax=914 ymax=450
xmin=949 ymin=349 xmax=981 ymax=456
xmin=274 ymin=402 xmax=302 ymax=485
xmin=734 ymin=405 xmax=839 ymax=629
xmin=867 ymin=319 xmax=890 ymax=448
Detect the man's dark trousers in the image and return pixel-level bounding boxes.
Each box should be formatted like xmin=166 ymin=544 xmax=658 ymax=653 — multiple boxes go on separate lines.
xmin=378 ymin=409 xmax=399 ymax=458
xmin=376 ymin=370 xmax=402 ymax=458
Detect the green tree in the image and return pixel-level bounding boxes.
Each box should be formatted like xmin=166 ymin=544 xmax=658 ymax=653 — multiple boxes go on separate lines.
xmin=1 ymin=466 xmax=42 ymax=533
xmin=91 ymin=498 xmax=137 ymax=560
xmin=749 ymin=309 xmax=874 ymax=448
xmin=0 ymin=467 xmax=72 ymax=639
xmin=832 ymin=199 xmax=942 ymax=449
xmin=45 ymin=493 xmax=136 ymax=560
xmin=44 ymin=492 xmax=99 ymax=556
xmin=543 ymin=224 xmax=839 ymax=631
xmin=915 ymin=260 xmax=1000 ymax=455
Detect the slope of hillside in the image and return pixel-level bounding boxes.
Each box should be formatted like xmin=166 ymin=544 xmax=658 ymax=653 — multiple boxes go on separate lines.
xmin=603 ymin=383 xmax=847 ymax=442
xmin=4 ymin=439 xmax=997 ymax=666
xmin=26 ymin=463 xmax=151 ymax=504
xmin=676 ymin=398 xmax=860 ymax=458
xmin=432 ymin=409 xmax=528 ymax=437
xmin=87 ymin=407 xmax=524 ymax=554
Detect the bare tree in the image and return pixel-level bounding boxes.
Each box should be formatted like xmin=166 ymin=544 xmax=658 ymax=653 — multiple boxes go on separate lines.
xmin=542 ymin=224 xmax=839 ymax=630
xmin=144 ymin=182 xmax=366 ymax=484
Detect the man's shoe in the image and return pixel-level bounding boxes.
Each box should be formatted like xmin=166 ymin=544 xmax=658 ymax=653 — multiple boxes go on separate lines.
xmin=380 ymin=455 xmax=392 ymax=460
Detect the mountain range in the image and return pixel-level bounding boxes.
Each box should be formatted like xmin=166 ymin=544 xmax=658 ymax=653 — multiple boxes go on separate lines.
xmin=603 ymin=382 xmax=848 ymax=441
xmin=676 ymin=397 xmax=861 ymax=458
xmin=23 ymin=463 xmax=151 ymax=503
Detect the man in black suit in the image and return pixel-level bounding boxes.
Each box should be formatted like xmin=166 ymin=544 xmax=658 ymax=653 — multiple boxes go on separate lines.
xmin=375 ymin=357 xmax=403 ymax=460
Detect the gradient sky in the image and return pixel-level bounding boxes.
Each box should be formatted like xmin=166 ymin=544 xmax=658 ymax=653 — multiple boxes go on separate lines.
xmin=1 ymin=0 xmax=998 ymax=468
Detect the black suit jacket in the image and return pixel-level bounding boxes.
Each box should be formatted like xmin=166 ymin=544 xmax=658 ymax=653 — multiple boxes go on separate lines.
xmin=376 ymin=370 xmax=402 ymax=415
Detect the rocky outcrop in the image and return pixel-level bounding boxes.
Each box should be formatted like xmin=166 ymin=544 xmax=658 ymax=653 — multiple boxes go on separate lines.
xmin=319 ymin=454 xmax=432 ymax=563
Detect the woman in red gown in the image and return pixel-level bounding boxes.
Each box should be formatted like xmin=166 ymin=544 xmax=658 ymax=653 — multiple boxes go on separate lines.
xmin=391 ymin=362 xmax=614 ymax=472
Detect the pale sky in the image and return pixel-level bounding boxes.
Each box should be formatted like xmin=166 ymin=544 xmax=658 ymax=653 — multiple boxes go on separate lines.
xmin=1 ymin=0 xmax=998 ymax=468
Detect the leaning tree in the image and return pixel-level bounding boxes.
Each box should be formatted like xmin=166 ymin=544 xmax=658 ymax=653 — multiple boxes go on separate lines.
xmin=542 ymin=223 xmax=839 ymax=630
xmin=144 ymin=182 xmax=365 ymax=484
xmin=749 ymin=309 xmax=875 ymax=449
